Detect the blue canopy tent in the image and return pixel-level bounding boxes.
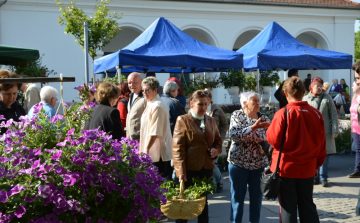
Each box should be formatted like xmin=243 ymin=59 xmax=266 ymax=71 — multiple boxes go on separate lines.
xmin=93 ymin=17 xmax=243 ymax=78
xmin=237 ymin=21 xmax=352 ymax=71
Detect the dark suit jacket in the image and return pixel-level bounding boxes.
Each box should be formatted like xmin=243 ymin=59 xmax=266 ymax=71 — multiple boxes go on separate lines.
xmin=161 ymin=94 xmax=186 ymax=135
xmin=84 ymin=102 xmax=124 ymax=140
xmin=274 ymin=81 xmax=288 ymax=109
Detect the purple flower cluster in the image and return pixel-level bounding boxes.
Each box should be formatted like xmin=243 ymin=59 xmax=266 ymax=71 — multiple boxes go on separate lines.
xmin=0 ymin=101 xmax=165 ymax=222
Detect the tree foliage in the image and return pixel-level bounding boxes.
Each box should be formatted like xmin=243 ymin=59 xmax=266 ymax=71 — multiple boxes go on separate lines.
xmin=355 ymin=31 xmax=360 ymax=61
xmin=55 ymin=0 xmax=123 ymax=60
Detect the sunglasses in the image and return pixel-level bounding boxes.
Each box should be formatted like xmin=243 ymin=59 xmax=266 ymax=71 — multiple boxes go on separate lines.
xmin=141 ymin=88 xmax=152 ymax=93
xmin=195 ymin=90 xmax=209 ymax=97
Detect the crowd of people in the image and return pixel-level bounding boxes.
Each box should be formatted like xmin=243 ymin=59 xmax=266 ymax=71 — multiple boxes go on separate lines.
xmin=1 ymin=63 xmax=360 ymax=223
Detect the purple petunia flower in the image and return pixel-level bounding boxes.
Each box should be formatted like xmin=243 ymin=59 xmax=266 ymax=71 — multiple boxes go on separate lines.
xmin=53 ymin=194 xmax=67 ymax=208
xmin=0 ymin=115 xmax=5 ymax=120
xmin=51 ymin=150 xmax=62 ymax=161
xmin=67 ymin=128 xmax=75 ymax=135
xmin=63 ymin=173 xmax=77 ymax=187
xmin=12 ymin=158 xmax=22 ymax=167
xmin=88 ymin=101 xmax=97 ymax=108
xmin=86 ymin=217 xmax=92 ymax=223
xmin=6 ymin=169 xmax=18 ymax=179
xmin=38 ymin=185 xmax=51 ymax=198
xmin=63 ymin=102 xmax=70 ymax=107
xmin=96 ymin=191 xmax=104 ymax=204
xmin=98 ymin=219 xmax=107 ymax=223
xmin=8 ymin=184 xmax=24 ymax=197
xmin=0 ymin=167 xmax=7 ymax=178
xmin=0 ymin=190 xmax=8 ymax=202
xmin=0 ymin=157 xmax=8 ymax=164
xmin=150 ymin=208 xmax=162 ymax=219
xmin=135 ymin=172 xmax=146 ymax=184
xmin=49 ymin=114 xmax=63 ymax=124
xmin=134 ymin=194 xmax=145 ymax=206
xmin=78 ymin=203 xmax=90 ymax=214
xmin=74 ymin=85 xmax=84 ymax=91
xmin=24 ymin=194 xmax=37 ymax=202
xmin=14 ymin=205 xmax=26 ymax=218
xmin=86 ymin=163 xmax=97 ymax=173
xmin=54 ymin=167 xmax=66 ymax=175
xmin=121 ymin=189 xmax=129 ymax=198
xmin=31 ymin=159 xmax=41 ymax=169
xmin=45 ymin=213 xmax=58 ymax=222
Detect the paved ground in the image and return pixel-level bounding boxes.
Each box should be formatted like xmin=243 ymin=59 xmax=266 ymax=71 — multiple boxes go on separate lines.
xmin=167 ymin=153 xmax=360 ymax=223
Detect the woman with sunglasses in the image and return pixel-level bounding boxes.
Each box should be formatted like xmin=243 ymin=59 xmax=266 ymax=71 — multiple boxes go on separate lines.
xmin=139 ymin=77 xmax=173 ymax=178
xmin=303 ymin=77 xmax=339 ymax=187
xmin=173 ymin=90 xmax=223 ymax=223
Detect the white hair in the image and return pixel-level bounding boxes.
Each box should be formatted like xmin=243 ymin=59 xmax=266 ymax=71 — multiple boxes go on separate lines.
xmin=163 ymin=81 xmax=179 ymax=95
xmin=40 ymin=86 xmax=58 ymax=103
xmin=240 ymin=91 xmax=259 ymax=107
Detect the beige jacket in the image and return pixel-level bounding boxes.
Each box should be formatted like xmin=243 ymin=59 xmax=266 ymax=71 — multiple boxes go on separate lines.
xmin=139 ymin=94 xmax=172 ymax=162
xmin=23 ymin=83 xmax=41 ymax=114
xmin=125 ymin=92 xmax=147 ymax=142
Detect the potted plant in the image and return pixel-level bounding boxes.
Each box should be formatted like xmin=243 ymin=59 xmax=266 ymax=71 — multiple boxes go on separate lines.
xmin=219 ymin=69 xmax=245 ymax=95
xmin=194 ymin=76 xmax=220 ymax=92
xmin=259 ymin=70 xmax=280 ymax=93
xmin=244 ymin=73 xmax=257 ymax=91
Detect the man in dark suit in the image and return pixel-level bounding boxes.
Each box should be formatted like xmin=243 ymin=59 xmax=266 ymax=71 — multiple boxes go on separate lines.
xmin=84 ymin=83 xmax=124 ymax=141
xmin=304 ymin=73 xmax=312 ymax=92
xmin=274 ymin=69 xmax=298 ymax=109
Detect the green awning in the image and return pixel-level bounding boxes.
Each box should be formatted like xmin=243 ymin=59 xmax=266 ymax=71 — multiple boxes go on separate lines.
xmin=0 ymin=44 xmax=40 ymax=66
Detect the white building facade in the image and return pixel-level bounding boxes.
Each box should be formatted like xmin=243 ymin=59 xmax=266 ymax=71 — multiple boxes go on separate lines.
xmin=1 ymin=0 xmax=359 ymax=104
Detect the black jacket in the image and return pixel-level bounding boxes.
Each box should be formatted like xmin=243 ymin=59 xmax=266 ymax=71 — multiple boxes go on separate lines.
xmin=0 ymin=101 xmax=26 ymax=134
xmin=161 ymin=94 xmax=186 ymax=135
xmin=84 ymin=102 xmax=125 ymax=140
xmin=274 ymin=81 xmax=288 ymax=109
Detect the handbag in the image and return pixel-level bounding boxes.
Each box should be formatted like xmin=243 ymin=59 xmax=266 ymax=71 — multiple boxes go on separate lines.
xmin=260 ymin=107 xmax=288 ymax=201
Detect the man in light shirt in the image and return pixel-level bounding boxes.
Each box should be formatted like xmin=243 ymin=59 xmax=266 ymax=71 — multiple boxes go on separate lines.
xmin=125 ymin=72 xmax=147 ymax=141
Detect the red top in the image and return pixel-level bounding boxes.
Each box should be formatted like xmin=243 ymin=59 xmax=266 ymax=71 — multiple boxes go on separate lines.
xmin=267 ymin=101 xmax=326 ymax=179
xmin=117 ymin=101 xmax=127 ymax=132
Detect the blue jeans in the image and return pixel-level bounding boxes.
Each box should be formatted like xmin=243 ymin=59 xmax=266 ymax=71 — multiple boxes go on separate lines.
xmin=353 ymin=133 xmax=360 ymax=173
xmin=213 ymin=158 xmax=222 ymax=184
xmin=228 ymin=163 xmax=263 ymax=223
xmin=315 ymin=155 xmax=330 ymax=181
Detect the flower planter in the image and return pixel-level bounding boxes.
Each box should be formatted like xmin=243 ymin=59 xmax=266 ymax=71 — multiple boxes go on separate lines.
xmin=227 ymin=86 xmax=239 ymax=95
xmin=262 ymin=86 xmax=272 ymax=94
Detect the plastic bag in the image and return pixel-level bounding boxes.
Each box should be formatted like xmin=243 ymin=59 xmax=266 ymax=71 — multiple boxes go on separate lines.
xmin=334 ymin=94 xmax=343 ymax=105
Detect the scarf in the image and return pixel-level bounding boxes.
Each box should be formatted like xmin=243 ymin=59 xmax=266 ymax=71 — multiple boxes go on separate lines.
xmin=190 ymin=108 xmax=206 ymax=132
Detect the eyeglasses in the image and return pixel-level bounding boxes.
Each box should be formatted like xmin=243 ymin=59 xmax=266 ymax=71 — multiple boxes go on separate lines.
xmin=141 ymin=89 xmax=152 ymax=93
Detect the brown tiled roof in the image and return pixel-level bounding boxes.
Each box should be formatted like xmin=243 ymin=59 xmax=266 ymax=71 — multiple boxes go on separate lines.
xmin=246 ymin=0 xmax=360 ymax=7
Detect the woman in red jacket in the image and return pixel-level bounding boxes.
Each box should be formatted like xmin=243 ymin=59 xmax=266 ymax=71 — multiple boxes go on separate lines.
xmin=117 ymin=82 xmax=131 ymax=132
xmin=267 ymin=76 xmax=326 ymax=223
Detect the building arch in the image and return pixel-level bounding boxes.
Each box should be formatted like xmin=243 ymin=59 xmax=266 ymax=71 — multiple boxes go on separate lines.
xmin=180 ymin=24 xmax=218 ymax=47
xmin=294 ymin=28 xmax=331 ymax=50
xmin=102 ymin=23 xmax=145 ymax=53
xmin=231 ymin=26 xmax=263 ymax=51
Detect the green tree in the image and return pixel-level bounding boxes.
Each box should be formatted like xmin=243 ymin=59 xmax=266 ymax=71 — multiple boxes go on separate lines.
xmin=355 ymin=31 xmax=360 ymax=61
xmin=55 ymin=0 xmax=123 ymax=61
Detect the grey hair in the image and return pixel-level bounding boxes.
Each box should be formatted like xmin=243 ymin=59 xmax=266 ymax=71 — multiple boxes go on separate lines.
xmin=240 ymin=91 xmax=259 ymax=107
xmin=40 ymin=86 xmax=58 ymax=103
xmin=163 ymin=81 xmax=179 ymax=95
xmin=142 ymin=76 xmax=159 ymax=90
xmin=333 ymin=79 xmax=338 ymax=84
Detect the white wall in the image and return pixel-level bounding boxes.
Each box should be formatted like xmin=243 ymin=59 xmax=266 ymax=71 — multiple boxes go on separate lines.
xmin=1 ymin=0 xmax=358 ymax=103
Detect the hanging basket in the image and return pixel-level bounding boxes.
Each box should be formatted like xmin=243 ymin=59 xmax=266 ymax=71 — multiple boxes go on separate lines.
xmin=227 ymin=86 xmax=239 ymax=95
xmin=161 ymin=180 xmax=206 ymax=220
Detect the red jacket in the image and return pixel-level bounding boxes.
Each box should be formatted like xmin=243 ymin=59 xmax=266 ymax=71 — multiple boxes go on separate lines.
xmin=267 ymin=101 xmax=326 ymax=178
xmin=117 ymin=100 xmax=127 ymax=132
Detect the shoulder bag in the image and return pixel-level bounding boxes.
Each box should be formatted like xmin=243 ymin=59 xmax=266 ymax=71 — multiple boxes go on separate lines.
xmin=260 ymin=107 xmax=287 ymax=201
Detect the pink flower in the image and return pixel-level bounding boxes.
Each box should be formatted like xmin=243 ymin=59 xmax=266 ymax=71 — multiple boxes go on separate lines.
xmin=51 ymin=150 xmax=62 ymax=161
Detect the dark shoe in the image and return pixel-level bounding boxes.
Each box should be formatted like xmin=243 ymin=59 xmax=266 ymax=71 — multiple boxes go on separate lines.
xmin=215 ymin=183 xmax=223 ymax=193
xmin=321 ymin=180 xmax=329 ymax=187
xmin=348 ymin=172 xmax=360 ymax=178
xmin=314 ymin=178 xmax=320 ymax=185
xmin=158 ymin=215 xmax=168 ymax=222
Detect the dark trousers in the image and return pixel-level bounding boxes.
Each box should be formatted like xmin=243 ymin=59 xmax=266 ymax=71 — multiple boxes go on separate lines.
xmin=279 ymin=177 xmax=319 ymax=223
xmin=176 ymin=168 xmax=213 ymax=223
xmin=153 ymin=158 xmax=170 ymax=179
xmin=353 ymin=133 xmax=360 ymax=173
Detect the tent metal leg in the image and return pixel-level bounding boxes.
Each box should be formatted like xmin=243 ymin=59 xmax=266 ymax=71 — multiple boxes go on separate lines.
xmin=257 ymin=69 xmax=260 ymax=93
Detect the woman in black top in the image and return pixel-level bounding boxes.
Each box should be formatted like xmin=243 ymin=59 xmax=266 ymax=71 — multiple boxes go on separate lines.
xmin=84 ymin=82 xmax=125 ymax=140
xmin=0 ymin=70 xmax=26 ymax=134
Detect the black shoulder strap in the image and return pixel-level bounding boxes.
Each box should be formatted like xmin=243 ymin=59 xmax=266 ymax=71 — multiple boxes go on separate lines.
xmin=317 ymin=93 xmax=325 ymax=110
xmin=275 ymin=107 xmax=288 ymax=173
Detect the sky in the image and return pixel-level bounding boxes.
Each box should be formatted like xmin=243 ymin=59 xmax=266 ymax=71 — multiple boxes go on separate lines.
xmin=352 ymin=0 xmax=360 ymax=32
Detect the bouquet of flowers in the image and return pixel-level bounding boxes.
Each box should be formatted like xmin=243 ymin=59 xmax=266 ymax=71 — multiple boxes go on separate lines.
xmin=0 ymin=102 xmax=165 ymax=222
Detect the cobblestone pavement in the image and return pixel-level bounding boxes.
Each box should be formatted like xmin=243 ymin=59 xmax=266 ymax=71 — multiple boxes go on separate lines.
xmin=167 ymin=154 xmax=360 ymax=223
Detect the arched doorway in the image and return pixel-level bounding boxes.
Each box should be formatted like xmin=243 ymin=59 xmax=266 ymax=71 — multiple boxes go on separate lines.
xmin=232 ymin=29 xmax=261 ymax=51
xmin=295 ymin=30 xmax=331 ymax=82
xmin=102 ymin=25 xmax=144 ymax=54
xmin=182 ymin=27 xmax=217 ymax=47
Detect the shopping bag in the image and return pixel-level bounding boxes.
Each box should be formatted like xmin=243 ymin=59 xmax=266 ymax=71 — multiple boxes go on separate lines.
xmin=334 ymin=94 xmax=343 ymax=105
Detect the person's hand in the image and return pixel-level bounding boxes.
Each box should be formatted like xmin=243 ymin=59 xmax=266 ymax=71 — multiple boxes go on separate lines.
xmin=210 ymin=148 xmax=219 ymax=158
xmin=332 ymin=134 xmax=338 ymax=138
xmin=251 ymin=118 xmax=271 ymax=131
xmin=179 ymin=175 xmax=187 ymax=182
